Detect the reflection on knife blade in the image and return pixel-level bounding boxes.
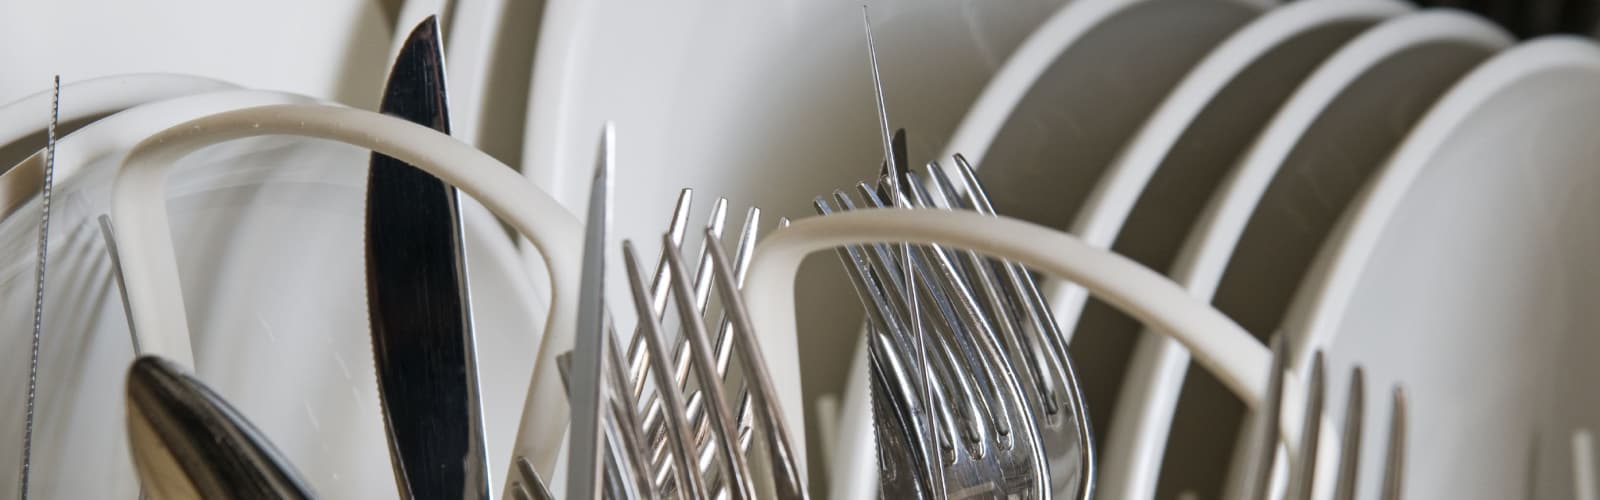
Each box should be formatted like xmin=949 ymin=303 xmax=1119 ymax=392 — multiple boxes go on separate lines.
xmin=125 ymin=356 xmax=317 ymax=500
xmin=565 ymin=124 xmax=615 ymax=500
xmin=365 ymin=15 xmax=491 ymax=500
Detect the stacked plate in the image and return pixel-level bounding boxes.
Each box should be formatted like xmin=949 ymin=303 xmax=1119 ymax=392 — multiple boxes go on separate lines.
xmin=4 ymin=0 xmax=1600 ymax=498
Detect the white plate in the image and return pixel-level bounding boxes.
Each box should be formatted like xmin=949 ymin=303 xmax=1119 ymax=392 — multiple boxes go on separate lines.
xmin=516 ymin=0 xmax=1079 ymax=484
xmin=0 ymin=73 xmax=234 ymax=166
xmin=0 ymin=97 xmax=545 ymax=499
xmin=1280 ymin=37 xmax=1600 ymax=500
xmin=1079 ymin=2 xmax=1413 ymax=498
xmin=399 ymin=0 xmax=541 ymax=155
xmin=829 ymin=0 xmax=1258 ymax=495
xmin=941 ymin=0 xmax=1259 ymax=467
xmin=1110 ymin=10 xmax=1509 ymax=498
xmin=453 ymin=0 xmax=546 ymax=165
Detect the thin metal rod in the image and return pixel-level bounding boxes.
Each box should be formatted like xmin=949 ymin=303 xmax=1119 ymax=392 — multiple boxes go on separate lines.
xmin=98 ymin=215 xmax=142 ymax=354
xmin=1252 ymin=335 xmax=1289 ymax=500
xmin=706 ymin=226 xmax=807 ymax=499
xmin=1380 ymin=388 xmax=1407 ymax=500
xmin=863 ymin=9 xmax=939 ymax=495
xmin=1292 ymin=352 xmax=1325 ymax=500
xmin=1332 ymin=367 xmax=1365 ymax=500
xmin=19 ymin=75 xmax=59 ymax=500
xmin=565 ymin=125 xmax=614 ymax=500
xmin=863 ymin=7 xmax=895 ymax=174
xmin=664 ymin=235 xmax=753 ymax=500
xmin=623 ymin=242 xmax=706 ymax=499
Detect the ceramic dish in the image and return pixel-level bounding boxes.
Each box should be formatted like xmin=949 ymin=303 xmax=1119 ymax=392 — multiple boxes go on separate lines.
xmin=1281 ymin=37 xmax=1600 ymax=500
xmin=940 ymin=0 xmax=1263 ymax=439
xmin=1076 ymin=1 xmax=1414 ymax=498
xmin=392 ymin=0 xmax=534 ymax=150
xmin=827 ymin=0 xmax=1261 ymax=495
xmin=1109 ymin=10 xmax=1511 ymax=498
xmin=946 ymin=0 xmax=1264 ymax=469
xmin=0 ymin=95 xmax=546 ymax=499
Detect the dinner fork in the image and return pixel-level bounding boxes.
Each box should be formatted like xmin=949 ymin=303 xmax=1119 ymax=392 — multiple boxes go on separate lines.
xmin=819 ymin=171 xmax=1052 ymax=498
xmin=1246 ymin=336 xmax=1406 ymax=500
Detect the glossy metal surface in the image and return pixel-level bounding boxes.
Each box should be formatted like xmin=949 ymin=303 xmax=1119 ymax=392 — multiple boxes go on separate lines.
xmin=622 ymin=241 xmax=705 ymax=499
xmin=17 ymin=76 xmax=57 ymax=500
xmin=98 ymin=215 xmax=142 ymax=354
xmin=663 ymin=234 xmax=753 ymax=500
xmin=949 ymin=154 xmax=1095 ymax=500
xmin=364 ymin=16 xmax=490 ymax=500
xmin=565 ymin=125 xmax=615 ymax=500
xmin=1257 ymin=348 xmax=1407 ymax=500
xmin=510 ymin=457 xmax=554 ymax=500
xmin=125 ymin=356 xmax=315 ymax=500
xmin=705 ymin=226 xmax=808 ymax=499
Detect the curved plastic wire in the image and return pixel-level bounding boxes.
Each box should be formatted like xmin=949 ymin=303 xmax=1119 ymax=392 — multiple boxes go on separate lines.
xmin=108 ymin=103 xmax=582 ymax=483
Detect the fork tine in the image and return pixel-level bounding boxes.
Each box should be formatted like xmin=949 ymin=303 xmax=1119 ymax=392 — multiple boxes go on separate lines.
xmin=1292 ymin=351 xmax=1326 ymax=500
xmin=634 ymin=198 xmax=729 ymax=475
xmin=1333 ymin=367 xmax=1366 ymax=500
xmin=1252 ymin=335 xmax=1290 ymax=500
xmin=1380 ymin=387 xmax=1407 ymax=500
xmin=622 ymin=241 xmax=707 ymax=499
xmin=924 ymin=161 xmax=968 ymax=211
xmin=953 ymin=153 xmax=1096 ymax=499
xmin=664 ymin=234 xmax=754 ymax=500
xmin=627 ymin=189 xmax=694 ymax=394
xmin=707 ymin=226 xmax=808 ymax=499
xmin=513 ymin=456 xmax=555 ymax=500
xmin=603 ymin=318 xmax=657 ymax=499
xmin=714 ymin=207 xmax=761 ymax=375
xmin=661 ymin=199 xmax=728 ymax=411
xmin=826 ymin=190 xmax=970 ymax=476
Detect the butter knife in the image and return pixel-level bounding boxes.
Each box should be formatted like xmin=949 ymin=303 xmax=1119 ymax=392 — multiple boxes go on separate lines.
xmin=365 ymin=15 xmax=491 ymax=500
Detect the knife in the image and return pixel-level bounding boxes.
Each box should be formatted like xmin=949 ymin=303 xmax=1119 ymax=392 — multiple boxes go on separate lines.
xmin=365 ymin=16 xmax=491 ymax=500
xmin=125 ymin=356 xmax=317 ymax=500
xmin=564 ymin=124 xmax=615 ymax=500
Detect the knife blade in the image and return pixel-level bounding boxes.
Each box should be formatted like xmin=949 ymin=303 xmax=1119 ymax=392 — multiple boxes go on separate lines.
xmin=365 ymin=15 xmax=491 ymax=500
xmin=125 ymin=356 xmax=317 ymax=500
xmin=565 ymin=124 xmax=615 ymax=500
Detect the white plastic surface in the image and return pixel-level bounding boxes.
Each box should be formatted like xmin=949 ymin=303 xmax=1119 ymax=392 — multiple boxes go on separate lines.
xmin=742 ymin=209 xmax=1327 ymax=467
xmin=1281 ymin=38 xmax=1600 ymax=499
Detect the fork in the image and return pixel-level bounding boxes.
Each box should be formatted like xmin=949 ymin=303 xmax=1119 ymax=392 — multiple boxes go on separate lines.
xmin=818 ymin=167 xmax=1054 ymax=498
xmin=1246 ymin=336 xmax=1406 ymax=500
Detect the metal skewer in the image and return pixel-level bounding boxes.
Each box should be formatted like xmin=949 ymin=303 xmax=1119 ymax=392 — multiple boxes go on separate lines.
xmin=18 ymin=75 xmax=60 ymax=500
